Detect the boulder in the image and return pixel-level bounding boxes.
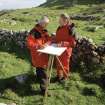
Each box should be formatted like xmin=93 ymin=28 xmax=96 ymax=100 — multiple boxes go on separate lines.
xmin=86 ymin=25 xmax=104 ymax=32
xmin=70 ymin=14 xmax=100 ymax=21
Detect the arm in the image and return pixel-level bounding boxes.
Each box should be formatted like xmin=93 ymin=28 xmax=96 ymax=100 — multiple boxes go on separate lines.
xmin=27 ymin=28 xmax=44 ymax=50
xmin=26 ymin=35 xmax=39 ymax=50
xmin=43 ymin=30 xmax=53 ymax=45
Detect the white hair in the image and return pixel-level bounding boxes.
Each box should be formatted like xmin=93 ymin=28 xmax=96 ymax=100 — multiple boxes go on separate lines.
xmin=38 ymin=16 xmax=49 ymax=25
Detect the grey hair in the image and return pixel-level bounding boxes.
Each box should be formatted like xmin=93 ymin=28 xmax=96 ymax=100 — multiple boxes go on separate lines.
xmin=37 ymin=16 xmax=50 ymax=25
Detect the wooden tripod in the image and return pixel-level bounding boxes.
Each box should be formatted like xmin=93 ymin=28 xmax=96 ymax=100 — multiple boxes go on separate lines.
xmin=43 ymin=55 xmax=68 ymax=105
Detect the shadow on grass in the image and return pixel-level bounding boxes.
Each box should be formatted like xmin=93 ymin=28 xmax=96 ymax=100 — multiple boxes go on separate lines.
xmin=101 ymin=37 xmax=105 ymax=44
xmin=0 ymin=73 xmax=41 ymax=97
xmin=0 ymin=43 xmax=31 ymax=63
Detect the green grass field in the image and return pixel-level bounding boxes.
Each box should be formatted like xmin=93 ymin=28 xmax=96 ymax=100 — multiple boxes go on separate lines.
xmin=0 ymin=2 xmax=105 ymax=105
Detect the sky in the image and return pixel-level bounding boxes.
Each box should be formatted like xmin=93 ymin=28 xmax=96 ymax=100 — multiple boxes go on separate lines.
xmin=0 ymin=0 xmax=46 ymax=10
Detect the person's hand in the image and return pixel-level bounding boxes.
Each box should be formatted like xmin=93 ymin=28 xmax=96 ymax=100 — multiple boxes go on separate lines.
xmin=57 ymin=43 xmax=62 ymax=47
xmin=39 ymin=45 xmax=45 ymax=49
xmin=51 ymin=33 xmax=56 ymax=36
xmin=39 ymin=43 xmax=49 ymax=49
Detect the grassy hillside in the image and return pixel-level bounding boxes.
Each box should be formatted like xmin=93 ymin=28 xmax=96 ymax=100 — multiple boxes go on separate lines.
xmin=0 ymin=4 xmax=105 ymax=44
xmin=0 ymin=2 xmax=105 ymax=105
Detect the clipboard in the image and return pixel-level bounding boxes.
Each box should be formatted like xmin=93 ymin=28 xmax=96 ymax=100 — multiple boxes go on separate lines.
xmin=37 ymin=44 xmax=66 ymax=56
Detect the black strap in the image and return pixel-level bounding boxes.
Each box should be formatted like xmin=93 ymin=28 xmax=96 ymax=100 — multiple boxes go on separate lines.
xmin=68 ymin=23 xmax=77 ymax=39
xmin=29 ymin=29 xmax=41 ymax=39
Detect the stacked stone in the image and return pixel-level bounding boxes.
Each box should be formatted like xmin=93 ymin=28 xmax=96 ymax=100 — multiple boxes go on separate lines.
xmin=0 ymin=29 xmax=28 ymax=50
xmin=12 ymin=31 xmax=28 ymax=49
xmin=70 ymin=14 xmax=100 ymax=21
xmin=0 ymin=29 xmax=13 ymax=50
xmin=96 ymin=43 xmax=105 ymax=63
xmin=72 ymin=37 xmax=105 ymax=68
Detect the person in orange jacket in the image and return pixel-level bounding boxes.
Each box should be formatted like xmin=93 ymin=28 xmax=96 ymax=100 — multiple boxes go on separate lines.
xmin=27 ymin=16 xmax=51 ymax=95
xmin=55 ymin=13 xmax=77 ymax=83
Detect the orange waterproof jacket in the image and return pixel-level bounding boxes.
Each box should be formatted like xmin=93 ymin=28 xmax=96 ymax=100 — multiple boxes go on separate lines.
xmin=55 ymin=23 xmax=77 ymax=77
xmin=56 ymin=23 xmax=76 ymax=56
xmin=27 ymin=24 xmax=51 ymax=69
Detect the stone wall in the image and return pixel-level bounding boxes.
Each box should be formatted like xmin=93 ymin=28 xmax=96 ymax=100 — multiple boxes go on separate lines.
xmin=0 ymin=29 xmax=105 ymax=85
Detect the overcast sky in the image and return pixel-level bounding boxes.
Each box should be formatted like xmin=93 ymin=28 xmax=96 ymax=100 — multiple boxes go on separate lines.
xmin=0 ymin=0 xmax=46 ymax=10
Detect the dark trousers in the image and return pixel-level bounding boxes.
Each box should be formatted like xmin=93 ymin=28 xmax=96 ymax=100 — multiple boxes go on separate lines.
xmin=36 ymin=67 xmax=47 ymax=93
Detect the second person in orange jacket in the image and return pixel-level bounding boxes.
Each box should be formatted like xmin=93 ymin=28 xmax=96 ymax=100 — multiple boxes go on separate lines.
xmin=55 ymin=13 xmax=77 ymax=83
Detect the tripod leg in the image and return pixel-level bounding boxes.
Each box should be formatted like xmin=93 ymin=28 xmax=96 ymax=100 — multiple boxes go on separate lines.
xmin=48 ymin=56 xmax=54 ymax=85
xmin=56 ymin=56 xmax=68 ymax=79
xmin=43 ymin=55 xmax=54 ymax=105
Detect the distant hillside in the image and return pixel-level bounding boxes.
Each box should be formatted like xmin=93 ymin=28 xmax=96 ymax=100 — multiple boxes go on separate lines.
xmin=41 ymin=0 xmax=105 ymax=8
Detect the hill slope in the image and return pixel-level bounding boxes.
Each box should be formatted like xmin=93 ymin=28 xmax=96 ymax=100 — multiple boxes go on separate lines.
xmin=0 ymin=4 xmax=105 ymax=44
xmin=41 ymin=0 xmax=105 ymax=8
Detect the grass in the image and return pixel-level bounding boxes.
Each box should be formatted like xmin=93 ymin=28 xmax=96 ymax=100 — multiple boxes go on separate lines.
xmin=0 ymin=66 xmax=105 ymax=105
xmin=0 ymin=52 xmax=31 ymax=79
xmin=0 ymin=3 xmax=105 ymax=105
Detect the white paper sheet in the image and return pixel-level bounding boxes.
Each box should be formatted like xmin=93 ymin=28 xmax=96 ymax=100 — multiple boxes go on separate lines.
xmin=37 ymin=45 xmax=66 ymax=56
xmin=0 ymin=103 xmax=7 ymax=105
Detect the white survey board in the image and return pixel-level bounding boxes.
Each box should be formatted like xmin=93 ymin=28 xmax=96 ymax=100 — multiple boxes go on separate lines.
xmin=0 ymin=103 xmax=8 ymax=105
xmin=37 ymin=45 xmax=66 ymax=56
